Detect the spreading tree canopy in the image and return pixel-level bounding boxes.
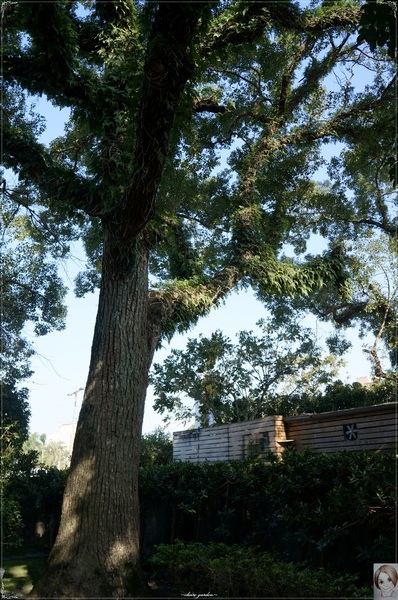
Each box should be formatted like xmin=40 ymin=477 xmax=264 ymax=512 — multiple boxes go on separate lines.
xmin=150 ymin=316 xmax=348 ymax=426
xmin=1 ymin=0 xmax=396 ymax=597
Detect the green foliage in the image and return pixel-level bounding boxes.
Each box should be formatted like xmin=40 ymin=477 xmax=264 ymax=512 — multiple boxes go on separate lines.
xmin=1 ymin=381 xmax=35 ymax=549
xmin=1 ymin=382 xmax=31 ymax=441
xmin=264 ymin=378 xmax=397 ymax=416
xmin=140 ymin=427 xmax=173 ymax=468
xmin=1 ymin=421 xmax=68 ymax=552
xmin=1 ymin=425 xmax=36 ymax=550
xmin=3 ymin=0 xmax=395 ymax=334
xmin=2 ymin=0 xmax=396 ymax=371
xmin=251 ymin=449 xmax=395 ymax=572
xmin=358 ymin=0 xmax=397 ymax=61
xmin=6 ymin=465 xmax=69 ymax=550
xmin=1 ymin=424 xmax=26 ymax=548
xmin=0 ymin=190 xmax=68 ymax=382
xmin=23 ymin=433 xmax=71 ymax=470
xmin=140 ymin=451 xmax=395 ymax=578
xmin=2 ymin=496 xmax=25 ymax=549
xmin=150 ymin=541 xmax=370 ymax=598
xmin=264 ymin=233 xmax=398 ymax=378
xmin=151 ymin=316 xmax=347 ymax=426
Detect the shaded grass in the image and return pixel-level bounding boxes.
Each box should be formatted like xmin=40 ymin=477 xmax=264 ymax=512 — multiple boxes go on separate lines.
xmin=2 ymin=557 xmax=47 ymax=598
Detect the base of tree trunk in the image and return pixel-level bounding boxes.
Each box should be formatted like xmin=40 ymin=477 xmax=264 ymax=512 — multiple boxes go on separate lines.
xmin=29 ymin=554 xmax=151 ymax=598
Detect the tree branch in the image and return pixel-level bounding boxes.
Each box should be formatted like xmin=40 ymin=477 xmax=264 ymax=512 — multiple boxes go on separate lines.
xmin=107 ymin=3 xmax=211 ymax=244
xmin=308 ymin=213 xmax=397 ymax=238
xmin=2 ymin=126 xmax=102 ymax=217
xmin=201 ymin=3 xmax=360 ymax=55
xmin=148 ymin=260 xmax=243 ymax=342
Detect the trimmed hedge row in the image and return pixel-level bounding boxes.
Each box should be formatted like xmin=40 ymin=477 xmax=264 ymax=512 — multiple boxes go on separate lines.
xmin=150 ymin=541 xmax=371 ymax=598
xmin=139 ymin=449 xmax=396 ymax=583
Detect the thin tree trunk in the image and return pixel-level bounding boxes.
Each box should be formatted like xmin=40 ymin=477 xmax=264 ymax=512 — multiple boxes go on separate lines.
xmin=31 ymin=234 xmax=152 ymax=598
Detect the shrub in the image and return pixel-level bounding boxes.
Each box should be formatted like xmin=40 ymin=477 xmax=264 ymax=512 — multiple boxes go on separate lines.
xmin=150 ymin=541 xmax=371 ymax=598
xmin=139 ymin=450 xmax=395 ymax=580
xmin=140 ymin=428 xmax=173 ymax=467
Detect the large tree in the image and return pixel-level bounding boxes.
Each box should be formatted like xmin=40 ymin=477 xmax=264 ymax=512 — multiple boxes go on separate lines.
xmin=2 ymin=1 xmax=396 ymax=596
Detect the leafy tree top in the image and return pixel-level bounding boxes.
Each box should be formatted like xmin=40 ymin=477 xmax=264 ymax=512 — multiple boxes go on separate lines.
xmin=2 ymin=0 xmax=396 ymax=341
xmin=150 ymin=315 xmax=348 ymax=426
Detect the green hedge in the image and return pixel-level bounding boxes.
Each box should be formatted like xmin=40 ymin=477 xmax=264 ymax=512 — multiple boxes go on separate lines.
xmin=139 ymin=449 xmax=396 ymax=581
xmin=150 ymin=541 xmax=371 ymax=598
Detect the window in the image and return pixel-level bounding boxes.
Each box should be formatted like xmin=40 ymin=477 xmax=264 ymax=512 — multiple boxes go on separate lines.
xmin=243 ymin=432 xmax=269 ymax=458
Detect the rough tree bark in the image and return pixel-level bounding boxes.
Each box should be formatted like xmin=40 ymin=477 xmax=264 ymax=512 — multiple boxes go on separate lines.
xmin=31 ymin=234 xmax=154 ymax=597
xmin=28 ymin=3 xmax=208 ymax=597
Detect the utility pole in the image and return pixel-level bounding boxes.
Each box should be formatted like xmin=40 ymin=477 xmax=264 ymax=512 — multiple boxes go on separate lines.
xmin=67 ymin=387 xmax=84 ymax=452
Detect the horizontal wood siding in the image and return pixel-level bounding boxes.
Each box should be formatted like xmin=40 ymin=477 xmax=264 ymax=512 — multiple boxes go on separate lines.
xmin=173 ymin=403 xmax=397 ymax=462
xmin=284 ymin=403 xmax=397 ymax=453
xmin=173 ymin=416 xmax=287 ymax=463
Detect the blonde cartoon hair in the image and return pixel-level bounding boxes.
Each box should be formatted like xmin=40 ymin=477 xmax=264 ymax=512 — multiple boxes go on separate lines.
xmin=374 ymin=565 xmax=398 ymax=589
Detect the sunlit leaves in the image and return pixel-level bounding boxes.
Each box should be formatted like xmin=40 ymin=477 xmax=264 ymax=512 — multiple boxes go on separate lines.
xmin=150 ymin=316 xmax=346 ymax=426
xmin=3 ymin=0 xmax=396 ymax=370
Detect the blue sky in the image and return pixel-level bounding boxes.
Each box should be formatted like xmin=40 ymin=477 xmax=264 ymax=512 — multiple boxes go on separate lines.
xmin=27 ymin=281 xmax=374 ymax=438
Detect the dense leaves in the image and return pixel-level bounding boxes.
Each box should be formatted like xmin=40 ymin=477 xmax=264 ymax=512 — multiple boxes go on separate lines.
xmin=3 ymin=1 xmax=396 ymax=334
xmin=263 ymin=233 xmax=398 ymax=379
xmin=151 ymin=316 xmax=347 ymax=426
xmin=23 ymin=433 xmax=71 ymax=470
xmin=139 ymin=428 xmax=173 ymax=467
xmin=358 ymin=0 xmax=397 ymax=61
xmin=150 ymin=541 xmax=370 ymax=598
xmin=1 ymin=382 xmax=31 ymax=441
xmin=0 ymin=185 xmax=68 ymax=383
xmin=264 ymin=378 xmax=397 ymax=416
xmin=140 ymin=451 xmax=396 ymax=580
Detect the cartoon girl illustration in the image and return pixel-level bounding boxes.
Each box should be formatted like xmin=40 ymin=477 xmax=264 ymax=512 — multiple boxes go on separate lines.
xmin=374 ymin=565 xmax=398 ymax=598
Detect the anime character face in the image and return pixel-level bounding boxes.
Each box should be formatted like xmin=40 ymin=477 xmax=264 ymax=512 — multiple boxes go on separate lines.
xmin=375 ymin=566 xmax=398 ymax=598
xmin=377 ymin=572 xmax=395 ymax=596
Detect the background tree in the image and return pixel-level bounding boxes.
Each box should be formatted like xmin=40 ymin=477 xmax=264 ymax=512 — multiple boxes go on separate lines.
xmin=320 ymin=234 xmax=397 ymax=378
xmin=23 ymin=433 xmax=71 ymax=470
xmin=151 ymin=317 xmax=347 ymax=426
xmin=265 ymin=233 xmax=398 ymax=380
xmin=0 ymin=385 xmax=38 ymax=550
xmin=358 ymin=0 xmax=397 ymax=64
xmin=2 ymin=1 xmax=396 ymax=596
xmin=265 ymin=377 xmax=397 ymax=416
xmin=357 ymin=0 xmax=397 ymax=186
xmin=0 ymin=207 xmax=67 ymax=383
xmin=1 ymin=382 xmax=31 ymax=440
xmin=139 ymin=428 xmax=173 ymax=468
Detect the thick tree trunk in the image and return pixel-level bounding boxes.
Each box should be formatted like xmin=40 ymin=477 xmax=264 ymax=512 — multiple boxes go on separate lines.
xmin=31 ymin=235 xmax=153 ymax=598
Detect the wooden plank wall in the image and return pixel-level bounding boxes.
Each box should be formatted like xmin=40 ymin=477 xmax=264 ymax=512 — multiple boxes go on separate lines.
xmin=284 ymin=402 xmax=397 ymax=454
xmin=173 ymin=416 xmax=287 ymax=463
xmin=173 ymin=403 xmax=397 ymax=462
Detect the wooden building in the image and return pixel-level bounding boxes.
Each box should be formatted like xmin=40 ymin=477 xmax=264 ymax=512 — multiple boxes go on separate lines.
xmin=173 ymin=403 xmax=397 ymax=463
xmin=284 ymin=402 xmax=397 ymax=454
xmin=173 ymin=416 xmax=287 ymax=463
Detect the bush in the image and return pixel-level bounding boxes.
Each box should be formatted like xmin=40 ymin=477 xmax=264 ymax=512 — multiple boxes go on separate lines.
xmin=139 ymin=450 xmax=395 ymax=580
xmin=150 ymin=541 xmax=371 ymax=598
xmin=7 ymin=466 xmax=68 ymax=549
xmin=140 ymin=428 xmax=173 ymax=467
